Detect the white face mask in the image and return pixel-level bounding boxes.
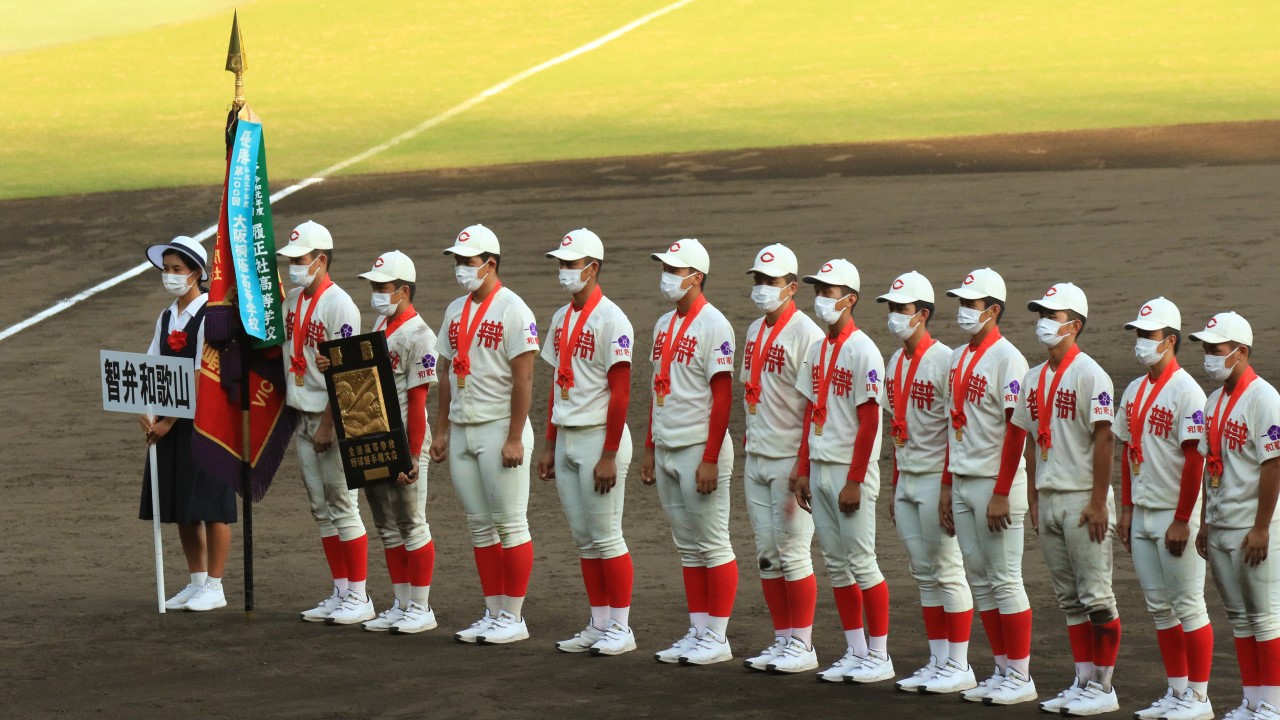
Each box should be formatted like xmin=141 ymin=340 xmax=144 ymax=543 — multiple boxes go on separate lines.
xmin=558 ymin=265 xmax=592 ymax=294
xmin=956 ymin=306 xmax=987 ymax=336
xmin=1134 ymin=337 xmax=1167 ymax=367
xmin=288 ymin=259 xmax=318 ymax=288
xmin=371 ymin=291 xmax=397 ymax=317
xmin=1036 ymin=317 xmax=1067 ymax=347
xmin=886 ymin=311 xmax=920 ymax=340
xmin=455 ymin=263 xmax=486 ymax=292
xmin=814 ymin=295 xmax=847 ymax=325
xmin=162 ymin=271 xmax=195 ymax=297
xmin=660 ymin=272 xmax=690 ymax=302
xmin=751 ymin=284 xmax=790 ymax=313
xmin=1204 ymin=348 xmax=1238 ymax=382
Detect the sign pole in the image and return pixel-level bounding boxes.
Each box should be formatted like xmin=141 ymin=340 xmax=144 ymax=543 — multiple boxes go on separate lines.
xmin=148 ymin=431 xmax=166 ymax=614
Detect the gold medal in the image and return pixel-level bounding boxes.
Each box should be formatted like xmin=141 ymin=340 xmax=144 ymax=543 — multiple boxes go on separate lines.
xmin=560 ymin=386 xmax=570 ymax=400
xmin=1131 ymin=460 xmax=1141 ymax=477
xmin=748 ymin=403 xmax=757 ymax=415
xmin=1210 ymin=472 xmax=1221 ymax=489
xmin=294 ymin=373 xmax=305 ymax=387
xmin=954 ymin=427 xmax=964 ymax=441
xmin=814 ymin=423 xmax=823 ymax=436
xmin=457 ymin=376 xmax=466 ymax=389
xmin=1040 ymin=446 xmax=1049 ymax=461
xmin=656 ymin=394 xmax=665 ymax=406
xmin=894 ymin=436 xmax=906 ymax=448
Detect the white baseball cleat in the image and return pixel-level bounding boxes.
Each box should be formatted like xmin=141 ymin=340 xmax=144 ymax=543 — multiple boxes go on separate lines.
xmin=920 ymin=658 xmax=978 ymax=694
xmin=896 ymin=657 xmax=942 ymax=692
xmin=1060 ymin=681 xmax=1119 ymax=716
xmin=678 ymin=628 xmax=733 ymax=666
xmin=362 ymin=599 xmax=406 ymax=632
xmin=477 ymin=610 xmax=529 ymax=645
xmin=326 ymin=591 xmax=376 ymax=626
xmin=1041 ymin=678 xmax=1087 ymax=713
xmin=300 ymin=588 xmax=343 ymax=623
xmin=844 ymin=649 xmax=895 ymax=684
xmin=454 ymin=611 xmax=495 ymax=643
xmin=1251 ymin=701 xmax=1280 ymax=720
xmin=744 ymin=637 xmax=788 ymax=671
xmin=655 ymin=628 xmax=700 ymax=664
xmin=589 ymin=621 xmax=637 ymax=657
xmin=165 ymin=582 xmax=204 ymax=611
xmin=766 ymin=638 xmax=819 ymax=674
xmin=1218 ymin=699 xmax=1252 ymax=720
xmin=983 ymin=668 xmax=1037 ymax=706
xmin=183 ymin=582 xmax=227 ymax=612
xmin=556 ymin=621 xmax=607 ymax=653
xmin=390 ymin=601 xmax=437 ymax=634
xmin=817 ymin=648 xmax=863 ymax=683
xmin=1134 ymin=687 xmax=1180 ymax=720
xmin=1157 ymin=688 xmax=1214 ymax=720
xmin=962 ymin=667 xmax=1006 ymax=703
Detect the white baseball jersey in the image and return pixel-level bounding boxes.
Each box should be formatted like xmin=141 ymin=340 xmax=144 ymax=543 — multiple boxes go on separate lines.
xmin=148 ymin=294 xmax=209 ymax=373
xmin=886 ymin=340 xmax=953 ymax=475
xmin=375 ymin=312 xmax=439 ymax=427
xmin=1011 ymin=350 xmax=1115 ymax=493
xmin=1113 ymin=367 xmax=1207 ymax=510
xmin=648 ymin=302 xmax=736 ymax=450
xmin=1198 ymin=375 xmax=1280 ymax=529
xmin=435 ymin=286 xmax=539 ymax=425
xmin=739 ymin=310 xmax=823 ymax=458
xmin=946 ymin=336 xmax=1028 ymax=478
xmin=284 ymin=283 xmax=361 ymax=413
xmin=540 ymin=295 xmax=634 ymax=427
xmin=795 ymin=327 xmax=885 ymax=475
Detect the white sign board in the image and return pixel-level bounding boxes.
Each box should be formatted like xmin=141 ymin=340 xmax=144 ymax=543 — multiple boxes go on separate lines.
xmin=100 ymin=350 xmax=196 ymax=419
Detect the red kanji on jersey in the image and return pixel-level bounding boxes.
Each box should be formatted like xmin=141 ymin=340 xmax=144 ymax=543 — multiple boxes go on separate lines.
xmin=285 ymin=310 xmax=297 ymax=340
xmin=390 ymin=351 xmax=401 ymax=371
xmin=966 ymin=374 xmax=988 ymax=404
xmin=555 ymin=327 xmax=596 ymax=360
xmin=477 ymin=320 xmax=503 ymax=350
xmin=448 ymin=320 xmax=460 ymax=350
xmin=673 ymin=335 xmax=698 ymax=365
xmin=1055 ymin=389 xmax=1077 ymax=420
xmin=763 ymin=343 xmax=786 ymax=374
xmin=831 ymin=367 xmax=853 ymax=397
xmin=306 ymin=320 xmax=326 ymax=349
xmin=652 ymin=331 xmax=667 ymax=361
xmin=1225 ymin=418 xmax=1249 ymax=452
xmin=1148 ymin=405 xmax=1174 ymax=439
xmin=911 ymin=380 xmax=935 ymax=410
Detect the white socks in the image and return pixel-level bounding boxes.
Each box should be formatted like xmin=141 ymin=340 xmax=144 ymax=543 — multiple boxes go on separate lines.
xmin=348 ymin=580 xmax=366 ymax=598
xmin=205 ymin=576 xmax=222 ymax=588
xmin=504 ymin=594 xmax=524 ymax=620
xmin=393 ymin=582 xmax=410 ymax=606
xmin=610 ymin=606 xmax=631 ymax=628
xmin=334 ymin=578 xmax=349 ymax=595
xmin=1074 ymin=662 xmax=1097 ymax=684
xmin=793 ymin=626 xmax=813 ymax=646
xmin=928 ymin=638 xmax=948 ymax=663
xmin=690 ymin=611 xmax=710 ymax=633
xmin=590 ymin=605 xmax=609 ymax=629
xmin=1188 ymin=680 xmax=1207 ymax=698
xmin=994 ymin=653 xmax=1009 ymax=672
xmin=868 ymin=634 xmax=888 ymax=654
xmin=846 ymin=628 xmax=868 ymax=657
xmin=1008 ymin=656 xmax=1030 ymax=676
xmin=484 ymin=595 xmax=502 ymax=616
xmin=706 ymin=615 xmax=729 ymax=636
xmin=410 ymin=584 xmax=431 ymax=607
xmin=949 ymin=640 xmax=970 ymax=665
xmin=191 ymin=572 xmax=208 ymax=586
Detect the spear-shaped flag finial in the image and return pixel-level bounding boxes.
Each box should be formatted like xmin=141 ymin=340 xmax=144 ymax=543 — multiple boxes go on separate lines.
xmin=226 ymin=10 xmax=247 ymax=113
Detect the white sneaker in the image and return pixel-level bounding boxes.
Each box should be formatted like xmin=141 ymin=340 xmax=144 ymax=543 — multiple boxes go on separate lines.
xmin=390 ymin=601 xmax=437 ymax=634
xmin=896 ymin=657 xmax=942 ymax=692
xmin=1060 ymin=680 xmax=1119 ymax=716
xmin=183 ymin=582 xmax=227 ymax=612
xmin=962 ymin=667 xmax=1006 ymax=703
xmin=589 ymin=621 xmax=637 ymax=656
xmin=744 ymin=637 xmax=789 ymax=671
xmin=556 ymin=620 xmax=607 ymax=653
xmin=300 ymin=588 xmax=343 ymax=622
xmin=655 ymin=628 xmax=700 ymax=664
xmin=477 ymin=610 xmax=529 ymax=645
xmin=1134 ymin=687 xmax=1180 ymax=720
xmin=454 ymin=611 xmax=495 ymax=643
xmin=1253 ymin=701 xmax=1280 ymax=720
xmin=818 ymin=648 xmax=863 ymax=683
xmin=921 ymin=658 xmax=978 ymax=694
xmin=1041 ymin=678 xmax=1087 ymax=713
xmin=984 ymin=668 xmax=1038 ymax=706
xmin=844 ymin=649 xmax=895 ymax=684
xmin=165 ymin=582 xmax=203 ymax=610
xmin=362 ymin=599 xmax=406 ymax=632
xmin=326 ymin=591 xmax=375 ymax=625
xmin=679 ymin=628 xmax=733 ymax=666
xmin=1158 ymin=688 xmax=1214 ymax=720
xmin=1220 ymin=699 xmax=1252 ymax=720
xmin=767 ymin=637 xmax=819 ymax=674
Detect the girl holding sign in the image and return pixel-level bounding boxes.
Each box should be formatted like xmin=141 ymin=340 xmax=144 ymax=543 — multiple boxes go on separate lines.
xmin=139 ymin=236 xmax=235 ymax=612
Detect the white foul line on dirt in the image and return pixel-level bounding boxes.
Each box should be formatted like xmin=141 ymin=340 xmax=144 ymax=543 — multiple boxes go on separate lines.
xmin=0 ymin=0 xmax=697 ymax=343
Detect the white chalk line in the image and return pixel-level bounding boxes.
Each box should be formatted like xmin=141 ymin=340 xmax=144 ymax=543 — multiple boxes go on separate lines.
xmin=0 ymin=0 xmax=697 ymax=343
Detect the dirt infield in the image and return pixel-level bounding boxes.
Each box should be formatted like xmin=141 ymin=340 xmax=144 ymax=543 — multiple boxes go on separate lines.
xmin=3 ymin=122 xmax=1279 ymax=719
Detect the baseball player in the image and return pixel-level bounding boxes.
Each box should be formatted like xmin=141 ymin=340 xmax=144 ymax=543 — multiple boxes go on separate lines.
xmin=1113 ymin=298 xmax=1214 ymax=720
xmin=877 ymin=271 xmax=976 ymax=694
xmin=792 ymin=259 xmax=893 ymax=685
xmin=639 ymin=238 xmax=738 ymax=667
xmin=937 ymin=268 xmax=1034 ymax=704
xmin=1011 ymin=283 xmax=1120 ymax=716
xmin=429 ymin=225 xmax=538 ymax=645
xmin=1191 ymin=312 xmax=1280 ymax=720
xmin=739 ymin=244 xmax=823 ymax=674
xmin=277 ymin=220 xmax=371 ymax=625
xmin=535 ymin=229 xmax=638 ymax=657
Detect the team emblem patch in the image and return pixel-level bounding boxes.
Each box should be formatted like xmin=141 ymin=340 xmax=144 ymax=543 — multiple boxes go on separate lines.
xmin=1267 ymin=425 xmax=1280 ymax=441
xmin=457 ymin=230 xmax=471 ymax=242
xmin=669 ymin=242 xmax=681 ymax=252
xmin=719 ymin=341 xmax=732 ymax=356
xmin=289 ymin=229 xmax=300 ymax=243
xmin=1045 ymin=286 xmax=1058 ymax=297
xmin=374 ymin=256 xmax=385 ymax=267
xmin=1097 ymin=391 xmax=1111 ymax=407
xmin=1207 ymin=317 xmax=1218 ymax=328
xmin=339 ymin=324 xmax=353 ymax=338
xmin=421 ymin=354 xmax=435 ymax=369
xmin=617 ymin=335 xmax=631 ymax=349
xmin=821 ymin=262 xmax=834 ymax=273
xmin=760 ymin=251 xmax=775 ymax=263
xmin=868 ymin=369 xmax=879 ymax=384
xmin=963 ymin=273 xmax=975 ymax=285
xmin=528 ymin=322 xmax=538 ymax=337
xmin=562 ymin=235 xmax=573 ymax=246
xmin=1009 ymin=380 xmax=1021 ymax=395
xmin=1140 ymin=305 xmax=1153 ymax=316
xmin=1192 ymin=410 xmax=1205 ymax=425
xmin=892 ymin=278 xmax=905 ymax=289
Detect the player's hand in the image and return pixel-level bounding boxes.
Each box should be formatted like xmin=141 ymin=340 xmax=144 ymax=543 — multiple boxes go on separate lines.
xmin=1164 ymin=519 xmax=1190 ymax=557
xmin=1078 ymin=500 xmax=1110 ymax=544
xmin=695 ymin=462 xmax=718 ymax=494
xmin=987 ymin=494 xmax=1012 ymax=533
xmin=594 ymin=455 xmax=617 ymax=495
xmin=838 ymin=482 xmax=862 ymax=514
xmin=938 ymin=484 xmax=955 ymax=537
xmin=429 ymin=432 xmax=449 ymax=465
xmin=315 ymin=354 xmax=331 ymax=372
xmin=788 ymin=461 xmax=801 ymax=493
xmin=502 ymin=437 xmax=525 ymax=468
xmin=640 ymin=446 xmax=656 ymax=486
xmin=313 ymin=419 xmax=336 ymax=454
xmin=794 ymin=476 xmax=813 ymax=514
xmin=537 ymin=447 xmax=556 ymax=482
xmin=1243 ymin=525 xmax=1270 ymax=567
xmin=1117 ymin=506 xmax=1133 ymax=553
xmin=1195 ymin=525 xmax=1209 ymax=559
xmin=397 ymin=456 xmax=420 ymax=486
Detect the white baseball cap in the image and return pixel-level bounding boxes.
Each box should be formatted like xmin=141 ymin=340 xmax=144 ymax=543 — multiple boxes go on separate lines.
xmin=803 ymin=259 xmax=860 ymax=293
xmin=877 ymin=270 xmax=934 ymax=305
xmin=443 ymin=224 xmax=500 ymax=257
xmin=546 ymin=228 xmax=604 ymax=262
xmin=946 ymin=267 xmax=1006 ymax=301
xmin=1189 ymin=311 xmax=1253 ymax=346
xmin=358 ymin=250 xmax=416 ymax=283
xmin=745 ymin=243 xmax=798 ymax=278
xmin=1124 ymin=297 xmax=1181 ymax=332
xmin=1028 ymin=282 xmax=1089 ymax=318
xmin=277 ymin=220 xmax=334 ymax=258
xmin=146 ymin=236 xmax=208 ymax=281
xmin=651 ymin=238 xmax=710 ymax=275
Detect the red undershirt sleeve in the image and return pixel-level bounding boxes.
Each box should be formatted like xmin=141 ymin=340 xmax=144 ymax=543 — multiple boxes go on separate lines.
xmin=1175 ymin=440 xmax=1205 ymax=522
xmin=797 ymin=402 xmax=813 ymax=478
xmin=846 ymin=400 xmax=880 ymax=484
xmin=702 ymin=372 xmax=732 ymax=463
xmin=1120 ymin=442 xmax=1133 ymax=508
xmin=604 ymin=363 xmax=631 ymax=452
xmin=407 ymin=385 xmax=429 ymax=456
xmin=545 ymin=386 xmax=557 ymax=442
xmin=993 ymin=420 xmax=1029 ymax=496
xmin=941 ymin=444 xmax=953 ymax=487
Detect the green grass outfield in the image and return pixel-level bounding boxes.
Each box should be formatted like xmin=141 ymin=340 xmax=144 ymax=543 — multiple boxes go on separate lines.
xmin=3 ymin=0 xmax=1278 ymax=200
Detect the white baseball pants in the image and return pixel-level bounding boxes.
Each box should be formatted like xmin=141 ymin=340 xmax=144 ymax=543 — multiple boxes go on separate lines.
xmin=1131 ymin=505 xmax=1209 ymax=631
xmin=654 ymin=438 xmax=734 ymax=568
xmin=952 ymin=473 xmax=1031 ymax=614
xmin=809 ymin=460 xmax=883 ymax=590
xmin=1039 ymin=488 xmax=1117 ymax=625
xmin=744 ymin=453 xmax=815 ymax=581
xmin=554 ymin=424 xmax=633 ymax=560
xmin=366 ymin=452 xmax=432 ymax=552
xmin=896 ymin=470 xmax=972 ymax=612
xmin=1208 ymin=522 xmax=1280 ymax=641
xmin=449 ymin=417 xmax=534 ymax=548
xmin=297 ymin=410 xmax=363 ymax=541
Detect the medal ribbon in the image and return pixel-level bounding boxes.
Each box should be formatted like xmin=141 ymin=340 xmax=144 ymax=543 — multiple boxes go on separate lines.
xmin=653 ymin=295 xmax=707 ymax=401
xmin=892 ymin=333 xmax=935 ymax=445
xmin=453 ymin=282 xmax=504 ymax=384
xmin=290 ymin=276 xmax=333 ymax=379
xmin=1035 ymin=343 xmax=1081 ymax=457
xmin=949 ymin=327 xmax=1002 ymax=434
xmin=744 ymin=303 xmax=796 ymax=409
xmin=1126 ymin=358 xmax=1179 ymax=470
xmin=1206 ymin=366 xmax=1258 ymax=481
xmin=810 ymin=322 xmax=856 ymax=430
xmin=556 ymin=286 xmax=604 ymax=398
